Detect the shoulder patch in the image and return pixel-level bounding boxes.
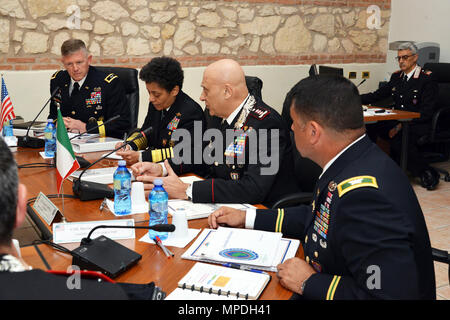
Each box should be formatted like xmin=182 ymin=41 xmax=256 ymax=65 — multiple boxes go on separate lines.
xmin=51 ymin=70 xmax=61 ymax=80
xmin=249 ymin=106 xmax=270 ymax=120
xmin=337 ymin=176 xmax=378 ymax=198
xmin=104 ymin=73 xmax=118 ymax=83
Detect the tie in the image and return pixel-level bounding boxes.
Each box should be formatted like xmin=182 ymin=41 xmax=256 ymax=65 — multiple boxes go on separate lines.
xmin=402 ymin=75 xmax=408 ymax=83
xmin=71 ymin=82 xmax=80 ymax=97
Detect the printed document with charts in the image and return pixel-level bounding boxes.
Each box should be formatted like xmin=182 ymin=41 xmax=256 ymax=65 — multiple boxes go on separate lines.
xmin=165 ymin=262 xmax=270 ymax=300
xmin=182 ymin=227 xmax=300 ymax=271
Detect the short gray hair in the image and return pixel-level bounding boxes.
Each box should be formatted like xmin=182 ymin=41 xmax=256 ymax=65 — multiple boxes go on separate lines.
xmin=398 ymin=42 xmax=418 ymax=55
xmin=61 ymin=39 xmax=88 ymax=57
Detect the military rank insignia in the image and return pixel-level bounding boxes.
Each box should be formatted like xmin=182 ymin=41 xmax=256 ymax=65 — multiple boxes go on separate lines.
xmin=337 ymin=176 xmax=378 ymax=197
xmin=167 ymin=115 xmax=180 ymax=131
xmin=86 ymin=91 xmax=102 ymax=105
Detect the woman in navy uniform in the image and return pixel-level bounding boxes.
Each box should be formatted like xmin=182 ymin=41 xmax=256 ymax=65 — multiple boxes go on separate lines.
xmin=361 ymin=42 xmax=440 ymax=190
xmin=131 ymin=59 xmax=299 ymax=208
xmin=49 ymin=39 xmax=131 ymax=139
xmin=116 ymin=56 xmax=205 ymax=176
xmin=209 ymin=75 xmax=435 ymax=300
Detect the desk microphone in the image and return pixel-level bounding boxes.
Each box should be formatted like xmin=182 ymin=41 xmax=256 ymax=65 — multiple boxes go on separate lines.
xmin=69 ymin=114 xmax=121 ymax=141
xmin=357 ymin=79 xmax=367 ymax=87
xmin=17 ymin=87 xmax=60 ymax=148
xmin=70 ymin=223 xmax=175 ymax=278
xmin=72 ymin=126 xmax=153 ymax=201
xmin=70 ymin=114 xmax=121 ymax=168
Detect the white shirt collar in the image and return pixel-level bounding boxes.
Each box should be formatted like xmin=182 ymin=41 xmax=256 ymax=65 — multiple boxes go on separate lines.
xmin=70 ymin=75 xmax=87 ymax=93
xmin=319 ymin=134 xmax=366 ymax=179
xmin=404 ymin=65 xmax=418 ymax=81
xmin=224 ymin=94 xmax=250 ymax=126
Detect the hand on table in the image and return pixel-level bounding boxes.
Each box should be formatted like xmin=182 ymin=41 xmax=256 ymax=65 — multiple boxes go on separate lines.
xmin=208 ymin=206 xmax=246 ymax=229
xmin=277 ymin=257 xmax=316 ymax=295
xmin=63 ymin=117 xmax=86 ymax=134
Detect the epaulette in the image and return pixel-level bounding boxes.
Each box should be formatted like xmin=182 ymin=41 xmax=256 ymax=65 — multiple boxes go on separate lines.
xmin=51 ymin=70 xmax=61 ymax=80
xmin=337 ymin=176 xmax=378 ymax=198
xmin=104 ymin=73 xmax=118 ymax=83
xmin=249 ymin=106 xmax=270 ymax=120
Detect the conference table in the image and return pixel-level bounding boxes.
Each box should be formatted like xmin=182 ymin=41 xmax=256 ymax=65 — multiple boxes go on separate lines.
xmin=363 ymin=107 xmax=420 ymax=171
xmin=15 ymin=148 xmax=301 ymax=300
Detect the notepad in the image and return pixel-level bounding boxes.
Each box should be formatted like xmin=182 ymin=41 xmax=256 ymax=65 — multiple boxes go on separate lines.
xmin=165 ymin=262 xmax=270 ymax=300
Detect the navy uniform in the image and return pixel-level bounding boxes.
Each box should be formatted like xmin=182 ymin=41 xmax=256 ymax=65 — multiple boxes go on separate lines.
xmin=127 ymin=90 xmax=205 ymax=175
xmin=361 ymin=66 xmax=439 ymax=180
xmin=254 ymin=135 xmax=435 ymax=299
xmin=192 ymin=95 xmax=300 ymax=208
xmin=49 ymin=66 xmax=131 ymax=139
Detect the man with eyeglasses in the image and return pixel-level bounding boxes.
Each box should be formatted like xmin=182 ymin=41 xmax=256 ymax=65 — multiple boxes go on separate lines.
xmin=361 ymin=42 xmax=439 ymax=190
xmin=48 ymin=39 xmax=131 ymax=138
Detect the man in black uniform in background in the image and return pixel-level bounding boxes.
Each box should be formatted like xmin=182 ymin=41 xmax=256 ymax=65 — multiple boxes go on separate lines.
xmin=131 ymin=59 xmax=299 ymax=207
xmin=116 ymin=56 xmax=205 ymax=176
xmin=49 ymin=39 xmax=131 ymax=139
xmin=208 ymin=75 xmax=435 ymax=300
xmin=361 ymin=42 xmax=439 ymax=190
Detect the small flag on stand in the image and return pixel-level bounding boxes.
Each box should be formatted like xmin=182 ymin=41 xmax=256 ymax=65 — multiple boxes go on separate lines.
xmin=56 ymin=107 xmax=80 ymax=193
xmin=1 ymin=76 xmax=16 ymax=131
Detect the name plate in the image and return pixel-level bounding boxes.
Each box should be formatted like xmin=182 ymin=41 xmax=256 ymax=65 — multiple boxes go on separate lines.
xmin=52 ymin=219 xmax=136 ymax=244
xmin=33 ymin=192 xmax=61 ymax=225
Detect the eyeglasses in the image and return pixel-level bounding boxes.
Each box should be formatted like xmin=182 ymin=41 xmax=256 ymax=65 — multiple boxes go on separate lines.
xmin=395 ymin=54 xmax=416 ymax=62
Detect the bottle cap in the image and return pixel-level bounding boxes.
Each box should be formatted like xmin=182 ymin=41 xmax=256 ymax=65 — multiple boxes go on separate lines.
xmin=154 ymin=179 xmax=163 ymax=186
xmin=47 ymin=119 xmax=53 ymax=123
xmin=118 ymin=160 xmax=126 ymax=166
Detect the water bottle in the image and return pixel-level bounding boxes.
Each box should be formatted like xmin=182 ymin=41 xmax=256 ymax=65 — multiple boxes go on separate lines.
xmin=2 ymin=119 xmax=14 ymax=137
xmin=149 ymin=179 xmax=169 ymax=241
xmin=113 ymin=160 xmax=132 ymax=215
xmin=44 ymin=119 xmax=56 ymax=157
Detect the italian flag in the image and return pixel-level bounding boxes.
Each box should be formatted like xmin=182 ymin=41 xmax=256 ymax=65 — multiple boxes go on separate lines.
xmin=56 ymin=108 xmax=80 ymax=193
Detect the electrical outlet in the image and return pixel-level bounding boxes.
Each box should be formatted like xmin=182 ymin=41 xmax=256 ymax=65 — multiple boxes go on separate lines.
xmin=348 ymin=72 xmax=357 ymax=79
xmin=362 ymin=71 xmax=370 ymax=79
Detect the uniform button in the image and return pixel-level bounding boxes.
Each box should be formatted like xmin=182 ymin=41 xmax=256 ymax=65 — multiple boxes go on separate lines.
xmin=214 ymin=161 xmax=218 ymax=167
xmin=94 ymin=111 xmax=98 ymax=114
xmin=71 ymin=111 xmax=76 ymax=115
xmin=304 ymin=235 xmax=308 ymax=244
xmin=314 ymin=251 xmax=319 ymax=258
xmin=306 ymin=256 xmax=310 ymax=263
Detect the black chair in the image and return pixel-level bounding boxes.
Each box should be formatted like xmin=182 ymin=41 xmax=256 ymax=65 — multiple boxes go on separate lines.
xmin=96 ymin=66 xmax=140 ymax=129
xmin=418 ymin=63 xmax=450 ymax=181
xmin=432 ymin=247 xmax=450 ymax=284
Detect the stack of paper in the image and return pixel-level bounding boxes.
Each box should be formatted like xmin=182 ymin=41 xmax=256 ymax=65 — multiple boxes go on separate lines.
xmin=168 ymin=200 xmax=255 ymax=220
xmin=71 ymin=136 xmax=121 ymax=153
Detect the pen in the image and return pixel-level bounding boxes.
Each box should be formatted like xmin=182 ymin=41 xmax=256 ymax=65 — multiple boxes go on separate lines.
xmin=222 ymin=263 xmax=268 ymax=275
xmin=154 ymin=236 xmax=174 ymax=258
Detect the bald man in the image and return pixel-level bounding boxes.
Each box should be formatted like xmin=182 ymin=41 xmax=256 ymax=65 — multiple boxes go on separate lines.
xmin=131 ymin=59 xmax=299 ymax=207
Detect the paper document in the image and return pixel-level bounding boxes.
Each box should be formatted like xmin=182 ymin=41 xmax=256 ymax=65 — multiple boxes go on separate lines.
xmin=71 ymin=136 xmax=121 ymax=153
xmin=182 ymin=228 xmax=299 ymax=272
xmin=168 ymin=200 xmax=255 ymax=220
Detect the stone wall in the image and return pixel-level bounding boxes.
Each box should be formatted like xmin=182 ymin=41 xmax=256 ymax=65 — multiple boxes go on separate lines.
xmin=0 ymin=0 xmax=391 ymax=70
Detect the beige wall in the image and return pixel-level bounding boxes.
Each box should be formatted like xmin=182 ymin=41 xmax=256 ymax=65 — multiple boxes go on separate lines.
xmin=2 ymin=62 xmax=388 ymax=126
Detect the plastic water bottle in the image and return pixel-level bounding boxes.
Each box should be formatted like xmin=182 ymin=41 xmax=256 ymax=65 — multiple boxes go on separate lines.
xmin=113 ymin=160 xmax=132 ymax=215
xmin=149 ymin=179 xmax=169 ymax=240
xmin=2 ymin=119 xmax=14 ymax=137
xmin=44 ymin=119 xmax=56 ymax=158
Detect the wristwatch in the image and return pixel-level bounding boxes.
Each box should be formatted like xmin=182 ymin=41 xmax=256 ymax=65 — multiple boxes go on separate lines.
xmin=300 ymin=278 xmax=309 ymax=295
xmin=185 ymin=183 xmax=193 ymax=201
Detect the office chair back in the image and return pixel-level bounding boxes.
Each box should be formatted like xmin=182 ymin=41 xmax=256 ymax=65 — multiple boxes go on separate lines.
xmin=423 ymin=63 xmax=450 ymax=109
xmin=96 ymin=66 xmax=139 ymax=128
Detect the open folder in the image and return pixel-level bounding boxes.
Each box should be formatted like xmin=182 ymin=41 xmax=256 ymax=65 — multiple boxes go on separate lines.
xmin=165 ymin=262 xmax=270 ymax=300
xmin=182 ymin=228 xmax=300 ymax=272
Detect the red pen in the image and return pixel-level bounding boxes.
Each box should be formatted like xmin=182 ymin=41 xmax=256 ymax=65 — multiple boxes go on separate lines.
xmin=154 ymin=236 xmax=174 ymax=258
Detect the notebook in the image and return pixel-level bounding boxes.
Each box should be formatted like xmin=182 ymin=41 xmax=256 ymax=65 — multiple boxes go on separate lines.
xmin=165 ymin=262 xmax=270 ymax=300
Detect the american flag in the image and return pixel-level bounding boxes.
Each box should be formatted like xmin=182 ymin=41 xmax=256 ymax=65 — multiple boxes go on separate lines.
xmin=1 ymin=76 xmax=15 ymax=130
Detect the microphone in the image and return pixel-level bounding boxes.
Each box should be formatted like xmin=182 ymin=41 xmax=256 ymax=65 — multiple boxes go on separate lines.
xmin=72 ymin=126 xmax=153 ymax=201
xmin=70 ymin=114 xmax=121 ymax=168
xmin=71 ymin=223 xmax=175 ymax=278
xmin=17 ymin=87 xmax=60 ymax=148
xmin=357 ymin=79 xmax=367 ymax=87
xmin=69 ymin=114 xmax=121 ymax=140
